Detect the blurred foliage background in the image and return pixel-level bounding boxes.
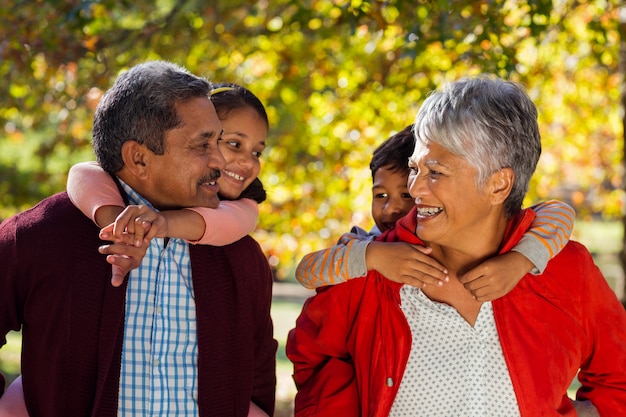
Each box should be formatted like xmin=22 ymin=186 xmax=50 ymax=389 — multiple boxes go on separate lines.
xmin=1 ymin=0 xmax=624 ymax=286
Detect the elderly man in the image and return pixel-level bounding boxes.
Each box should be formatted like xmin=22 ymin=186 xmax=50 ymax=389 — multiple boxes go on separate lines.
xmin=287 ymin=76 xmax=626 ymax=416
xmin=0 ymin=61 xmax=276 ymax=416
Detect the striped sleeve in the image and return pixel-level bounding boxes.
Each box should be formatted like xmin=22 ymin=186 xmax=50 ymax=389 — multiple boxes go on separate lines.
xmin=512 ymin=200 xmax=575 ymax=274
xmin=295 ymin=233 xmax=374 ymax=289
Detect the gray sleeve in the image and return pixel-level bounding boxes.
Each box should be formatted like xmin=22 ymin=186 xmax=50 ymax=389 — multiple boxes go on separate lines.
xmin=347 ymin=238 xmax=374 ymax=278
xmin=511 ymin=234 xmax=548 ymax=275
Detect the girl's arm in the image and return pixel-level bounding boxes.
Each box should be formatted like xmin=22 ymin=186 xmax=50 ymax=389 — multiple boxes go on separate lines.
xmin=67 ymin=161 xmax=124 ymax=227
xmin=68 ymin=162 xmax=258 ymax=244
xmin=459 ymin=199 xmax=575 ymax=301
xmin=174 ymin=199 xmax=258 ymax=245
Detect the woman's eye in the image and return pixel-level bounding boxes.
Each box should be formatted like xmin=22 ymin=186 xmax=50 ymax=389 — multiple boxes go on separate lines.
xmin=226 ymin=140 xmax=241 ymax=148
xmin=253 ymin=150 xmax=263 ymax=158
xmin=373 ymin=193 xmax=388 ymax=199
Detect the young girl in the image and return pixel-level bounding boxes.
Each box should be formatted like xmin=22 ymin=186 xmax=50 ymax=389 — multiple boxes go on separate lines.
xmin=66 ymin=83 xmax=269 ymax=286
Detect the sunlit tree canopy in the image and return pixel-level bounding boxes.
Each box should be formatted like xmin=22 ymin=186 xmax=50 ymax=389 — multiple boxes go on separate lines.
xmin=0 ymin=0 xmax=623 ymax=279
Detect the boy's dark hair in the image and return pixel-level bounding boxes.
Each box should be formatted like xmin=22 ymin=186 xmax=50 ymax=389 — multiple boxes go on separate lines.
xmin=369 ymin=124 xmax=415 ymax=181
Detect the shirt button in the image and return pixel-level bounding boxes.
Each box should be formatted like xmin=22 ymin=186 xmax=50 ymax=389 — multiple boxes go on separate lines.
xmin=156 ymin=306 xmax=162 ymax=314
xmin=153 ymin=359 xmax=160 ymax=367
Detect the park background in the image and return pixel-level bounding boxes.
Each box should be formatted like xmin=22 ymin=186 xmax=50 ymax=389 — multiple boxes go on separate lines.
xmin=1 ymin=0 xmax=625 ymax=415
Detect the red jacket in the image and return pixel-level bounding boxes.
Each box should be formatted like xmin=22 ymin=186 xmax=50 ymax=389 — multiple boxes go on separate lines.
xmin=287 ymin=207 xmax=626 ymax=416
xmin=0 ymin=192 xmax=277 ymax=416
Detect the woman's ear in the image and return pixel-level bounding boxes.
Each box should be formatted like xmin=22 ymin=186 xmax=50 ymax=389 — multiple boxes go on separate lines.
xmin=120 ymin=140 xmax=150 ymax=180
xmin=489 ymin=167 xmax=514 ymax=204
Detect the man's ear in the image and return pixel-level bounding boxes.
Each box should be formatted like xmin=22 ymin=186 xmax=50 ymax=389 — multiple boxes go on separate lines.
xmin=120 ymin=140 xmax=150 ymax=180
xmin=488 ymin=167 xmax=514 ymax=204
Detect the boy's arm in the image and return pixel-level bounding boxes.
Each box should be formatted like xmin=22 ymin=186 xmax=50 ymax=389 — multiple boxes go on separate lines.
xmin=67 ymin=161 xmax=124 ymax=227
xmin=459 ymin=200 xmax=575 ymax=301
xmin=512 ymin=199 xmax=575 ymax=274
xmin=295 ymin=231 xmax=373 ymax=289
xmin=295 ymin=229 xmax=448 ymax=290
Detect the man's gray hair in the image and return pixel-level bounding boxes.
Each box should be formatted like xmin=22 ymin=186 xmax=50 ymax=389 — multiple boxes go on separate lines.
xmin=93 ymin=61 xmax=211 ymax=173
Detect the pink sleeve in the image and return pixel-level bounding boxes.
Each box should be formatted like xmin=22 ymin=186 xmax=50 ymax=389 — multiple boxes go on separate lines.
xmin=248 ymin=401 xmax=269 ymax=417
xmin=66 ymin=161 xmax=124 ymax=222
xmin=185 ymin=198 xmax=259 ymax=246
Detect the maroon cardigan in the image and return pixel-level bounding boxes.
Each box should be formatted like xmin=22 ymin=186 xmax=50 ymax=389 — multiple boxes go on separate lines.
xmin=0 ymin=192 xmax=277 ymax=416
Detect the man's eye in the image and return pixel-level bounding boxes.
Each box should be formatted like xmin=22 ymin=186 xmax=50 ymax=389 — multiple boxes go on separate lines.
xmin=226 ymin=140 xmax=240 ymax=148
xmin=429 ymin=170 xmax=442 ymax=178
xmin=252 ymin=151 xmax=263 ymax=158
xmin=401 ymin=193 xmax=412 ymax=199
xmin=373 ymin=193 xmax=388 ymax=199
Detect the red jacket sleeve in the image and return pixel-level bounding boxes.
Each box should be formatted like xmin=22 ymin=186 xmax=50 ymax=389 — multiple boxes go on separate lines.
xmin=286 ymin=286 xmax=361 ymax=417
xmin=573 ymin=242 xmax=626 ymax=413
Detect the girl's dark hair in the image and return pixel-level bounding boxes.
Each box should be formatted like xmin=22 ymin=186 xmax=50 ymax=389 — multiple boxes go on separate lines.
xmin=209 ymin=83 xmax=269 ymax=128
xmin=369 ymin=124 xmax=415 ymax=181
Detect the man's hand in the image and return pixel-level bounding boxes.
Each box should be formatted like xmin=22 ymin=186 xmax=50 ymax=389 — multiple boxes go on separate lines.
xmin=366 ymin=242 xmax=449 ymax=287
xmin=98 ymin=238 xmax=150 ymax=287
xmin=98 ymin=205 xmax=167 ymax=287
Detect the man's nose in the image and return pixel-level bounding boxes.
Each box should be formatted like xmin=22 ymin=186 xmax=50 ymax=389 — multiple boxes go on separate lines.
xmin=209 ymin=146 xmax=226 ymax=171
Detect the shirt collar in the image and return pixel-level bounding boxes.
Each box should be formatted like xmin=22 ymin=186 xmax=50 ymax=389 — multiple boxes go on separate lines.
xmin=117 ymin=178 xmax=158 ymax=211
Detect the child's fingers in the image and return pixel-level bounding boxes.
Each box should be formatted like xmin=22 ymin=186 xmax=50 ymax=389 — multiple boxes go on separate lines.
xmin=99 ymin=223 xmax=115 ymax=240
xmin=131 ymin=218 xmax=151 ymax=247
xmin=112 ymin=211 xmax=135 ymax=241
xmin=467 ymin=286 xmax=502 ymax=302
xmin=397 ymin=263 xmax=449 ymax=288
xmin=412 ymin=245 xmax=447 ymax=272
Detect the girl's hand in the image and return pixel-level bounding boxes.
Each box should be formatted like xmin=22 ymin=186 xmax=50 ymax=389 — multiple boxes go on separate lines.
xmin=99 ymin=205 xmax=168 ymax=247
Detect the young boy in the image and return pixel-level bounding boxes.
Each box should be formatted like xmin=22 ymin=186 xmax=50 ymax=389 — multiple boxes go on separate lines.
xmin=296 ymin=125 xmax=575 ymax=301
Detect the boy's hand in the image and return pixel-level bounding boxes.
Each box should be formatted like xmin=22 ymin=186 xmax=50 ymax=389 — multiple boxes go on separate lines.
xmin=458 ymin=251 xmax=534 ymax=301
xmin=99 ymin=205 xmax=168 ymax=247
xmin=366 ymin=241 xmax=448 ymax=287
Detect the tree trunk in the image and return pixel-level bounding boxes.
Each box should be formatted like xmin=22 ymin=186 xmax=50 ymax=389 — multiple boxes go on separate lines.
xmin=620 ymin=6 xmax=626 ymax=305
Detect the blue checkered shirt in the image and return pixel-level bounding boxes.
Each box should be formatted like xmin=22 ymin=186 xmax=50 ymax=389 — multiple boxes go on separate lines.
xmin=117 ymin=180 xmax=198 ymax=416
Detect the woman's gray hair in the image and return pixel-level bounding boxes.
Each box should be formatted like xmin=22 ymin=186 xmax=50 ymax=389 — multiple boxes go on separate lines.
xmin=93 ymin=61 xmax=211 ymax=173
xmin=413 ymin=75 xmax=541 ymax=217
